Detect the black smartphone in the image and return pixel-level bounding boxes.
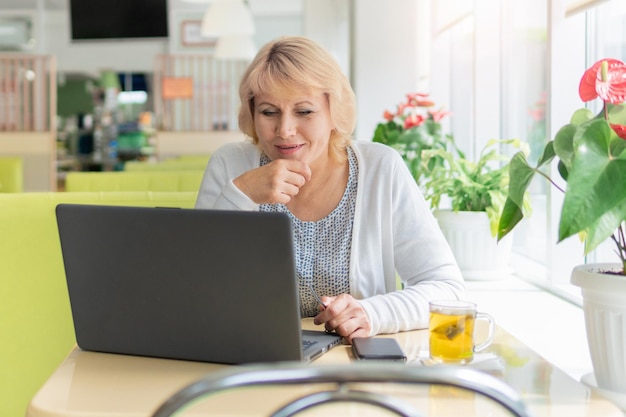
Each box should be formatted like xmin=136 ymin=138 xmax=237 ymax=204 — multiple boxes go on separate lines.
xmin=351 ymin=337 xmax=407 ymax=362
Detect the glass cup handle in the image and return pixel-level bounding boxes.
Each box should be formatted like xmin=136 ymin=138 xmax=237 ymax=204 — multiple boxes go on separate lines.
xmin=473 ymin=312 xmax=495 ymax=353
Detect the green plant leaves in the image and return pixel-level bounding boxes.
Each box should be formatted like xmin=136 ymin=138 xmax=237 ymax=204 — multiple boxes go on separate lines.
xmin=553 ymin=124 xmax=576 ymax=177
xmin=499 ymin=116 xmax=626 ymax=255
xmin=496 ymin=152 xmax=537 ymax=240
xmin=423 ymin=139 xmax=527 ymax=235
xmin=558 ymin=119 xmax=626 ymax=252
xmin=372 ymin=119 xmax=451 ymax=185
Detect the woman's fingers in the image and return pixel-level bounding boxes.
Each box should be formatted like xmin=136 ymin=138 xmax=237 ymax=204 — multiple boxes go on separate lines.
xmin=314 ymin=294 xmax=371 ymax=342
xmin=234 ymin=159 xmax=311 ymax=204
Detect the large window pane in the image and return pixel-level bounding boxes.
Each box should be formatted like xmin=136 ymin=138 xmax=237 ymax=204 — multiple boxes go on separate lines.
xmin=501 ymin=0 xmax=548 ymax=266
xmin=428 ymin=0 xmax=625 ymax=295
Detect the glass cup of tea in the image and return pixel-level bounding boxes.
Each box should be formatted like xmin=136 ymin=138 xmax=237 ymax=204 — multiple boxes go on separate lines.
xmin=428 ymin=299 xmax=495 ymax=364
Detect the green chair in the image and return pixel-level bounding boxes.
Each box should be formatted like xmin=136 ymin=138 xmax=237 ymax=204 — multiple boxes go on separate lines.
xmin=170 ymin=154 xmax=212 ymax=162
xmin=123 ymin=155 xmax=211 ymax=172
xmin=64 ymin=171 xmax=204 ymax=192
xmin=0 ymin=157 xmax=24 ymax=193
xmin=0 ymin=191 xmax=197 ymax=417
xmin=124 ymin=160 xmax=209 ymax=172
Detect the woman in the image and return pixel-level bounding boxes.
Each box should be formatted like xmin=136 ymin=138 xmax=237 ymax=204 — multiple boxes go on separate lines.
xmin=195 ymin=36 xmax=464 ymax=343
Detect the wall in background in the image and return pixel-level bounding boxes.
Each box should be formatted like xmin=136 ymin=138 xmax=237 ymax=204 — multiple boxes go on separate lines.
xmin=2 ymin=0 xmax=429 ymax=144
xmin=351 ymin=0 xmax=422 ymax=142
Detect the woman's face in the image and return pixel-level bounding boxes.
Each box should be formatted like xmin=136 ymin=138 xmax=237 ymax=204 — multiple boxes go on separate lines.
xmin=253 ymin=90 xmax=335 ymax=167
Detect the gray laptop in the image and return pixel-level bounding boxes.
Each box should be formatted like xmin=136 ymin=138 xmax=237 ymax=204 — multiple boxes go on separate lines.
xmin=55 ymin=204 xmax=342 ymax=364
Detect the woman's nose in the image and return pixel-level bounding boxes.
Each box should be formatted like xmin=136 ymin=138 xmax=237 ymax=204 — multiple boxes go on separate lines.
xmin=276 ymin=116 xmax=296 ymax=138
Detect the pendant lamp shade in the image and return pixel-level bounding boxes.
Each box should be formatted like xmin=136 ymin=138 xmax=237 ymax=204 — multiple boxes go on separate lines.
xmin=201 ymin=0 xmax=255 ymax=37
xmin=214 ymin=34 xmax=257 ymax=60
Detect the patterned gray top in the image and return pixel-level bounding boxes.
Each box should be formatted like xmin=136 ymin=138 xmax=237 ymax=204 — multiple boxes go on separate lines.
xmin=260 ymin=147 xmax=358 ymax=316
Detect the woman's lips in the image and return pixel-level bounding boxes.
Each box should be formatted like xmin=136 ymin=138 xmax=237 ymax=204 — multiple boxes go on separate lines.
xmin=275 ymin=144 xmax=304 ymax=155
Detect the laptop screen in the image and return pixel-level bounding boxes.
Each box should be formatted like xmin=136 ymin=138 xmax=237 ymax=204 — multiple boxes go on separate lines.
xmin=56 ymin=204 xmax=329 ymax=364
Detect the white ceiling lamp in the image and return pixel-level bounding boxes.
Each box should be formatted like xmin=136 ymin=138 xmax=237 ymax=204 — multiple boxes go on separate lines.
xmin=214 ymin=34 xmax=257 ymax=60
xmin=201 ymin=0 xmax=255 ymax=37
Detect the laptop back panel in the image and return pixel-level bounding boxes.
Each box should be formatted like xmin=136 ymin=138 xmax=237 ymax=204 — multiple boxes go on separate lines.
xmin=56 ymin=204 xmax=306 ymax=364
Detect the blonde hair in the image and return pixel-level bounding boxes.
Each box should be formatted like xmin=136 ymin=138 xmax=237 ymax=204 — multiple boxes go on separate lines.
xmin=238 ymin=36 xmax=356 ymax=162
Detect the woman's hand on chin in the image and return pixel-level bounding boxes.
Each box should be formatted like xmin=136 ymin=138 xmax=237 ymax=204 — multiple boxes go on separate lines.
xmin=233 ymin=159 xmax=311 ymax=204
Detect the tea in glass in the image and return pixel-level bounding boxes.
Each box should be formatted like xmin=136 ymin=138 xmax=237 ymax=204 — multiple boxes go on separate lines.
xmin=429 ymin=300 xmax=494 ymax=364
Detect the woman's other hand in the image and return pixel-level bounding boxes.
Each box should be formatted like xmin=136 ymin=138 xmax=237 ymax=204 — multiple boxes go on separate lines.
xmin=233 ymin=159 xmax=311 ymax=204
xmin=313 ymin=294 xmax=371 ymax=343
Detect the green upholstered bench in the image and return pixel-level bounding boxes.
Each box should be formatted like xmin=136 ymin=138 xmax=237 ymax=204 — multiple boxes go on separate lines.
xmin=123 ymin=159 xmax=210 ymax=172
xmin=64 ymin=170 xmax=204 ymax=192
xmin=0 ymin=156 xmax=24 ymax=193
xmin=0 ymin=191 xmax=197 ymax=417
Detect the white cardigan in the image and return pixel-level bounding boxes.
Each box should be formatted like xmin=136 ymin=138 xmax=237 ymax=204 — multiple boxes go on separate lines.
xmin=195 ymin=140 xmax=465 ymax=335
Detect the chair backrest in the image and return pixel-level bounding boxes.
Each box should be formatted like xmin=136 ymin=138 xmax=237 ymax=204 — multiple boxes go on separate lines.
xmin=123 ymin=159 xmax=209 ymax=172
xmin=0 ymin=191 xmax=197 ymax=417
xmin=151 ymin=363 xmax=533 ymax=417
xmin=64 ymin=170 xmax=204 ymax=192
xmin=0 ymin=156 xmax=24 ymax=192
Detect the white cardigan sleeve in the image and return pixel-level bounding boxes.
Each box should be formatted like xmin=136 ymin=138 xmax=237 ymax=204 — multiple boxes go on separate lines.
xmin=195 ymin=142 xmax=261 ymax=211
xmin=349 ymin=142 xmax=465 ymax=336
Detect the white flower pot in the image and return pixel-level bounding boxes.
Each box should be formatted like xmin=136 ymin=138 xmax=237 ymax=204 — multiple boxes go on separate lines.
xmin=571 ymin=263 xmax=626 ymax=393
xmin=434 ymin=210 xmax=513 ymax=281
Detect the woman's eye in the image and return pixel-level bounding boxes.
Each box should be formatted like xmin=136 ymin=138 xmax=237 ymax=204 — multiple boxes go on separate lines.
xmin=297 ymin=110 xmax=313 ymax=116
xmin=261 ymin=110 xmax=278 ymax=116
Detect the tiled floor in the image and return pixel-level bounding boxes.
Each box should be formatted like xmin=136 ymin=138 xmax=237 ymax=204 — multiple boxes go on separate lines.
xmin=465 ymin=276 xmax=593 ymax=382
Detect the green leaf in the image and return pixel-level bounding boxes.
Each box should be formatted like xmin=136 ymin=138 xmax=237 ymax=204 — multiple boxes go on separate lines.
xmin=372 ymin=121 xmax=402 ymax=146
xmin=583 ymin=198 xmax=626 ymax=254
xmin=508 ymin=152 xmax=536 ymax=208
xmin=607 ymin=103 xmax=626 ymax=125
xmin=553 ymin=124 xmax=576 ymax=173
xmin=496 ymin=152 xmax=536 ymax=240
xmin=486 ymin=191 xmax=507 ymax=236
xmin=570 ymin=108 xmax=593 ymax=125
xmin=497 ymin=198 xmax=525 ymax=240
xmin=610 ymin=133 xmax=626 ymax=157
xmin=558 ymin=119 xmax=626 ymax=241
xmin=399 ymin=129 xmax=422 ymax=147
xmin=536 ymin=141 xmax=556 ymax=167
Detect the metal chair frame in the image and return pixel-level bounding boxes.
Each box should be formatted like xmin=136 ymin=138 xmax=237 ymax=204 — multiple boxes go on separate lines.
xmin=151 ymin=362 xmax=534 ymax=417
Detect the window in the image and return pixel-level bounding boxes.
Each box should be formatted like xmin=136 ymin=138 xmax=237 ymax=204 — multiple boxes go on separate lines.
xmin=428 ymin=0 xmax=626 ymax=300
xmin=500 ymin=0 xmax=548 ymax=268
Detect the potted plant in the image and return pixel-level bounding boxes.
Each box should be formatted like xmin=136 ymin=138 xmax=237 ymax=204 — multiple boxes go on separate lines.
xmin=372 ymin=92 xmax=453 ymax=188
xmin=497 ymin=58 xmax=626 ymax=394
xmin=421 ymin=139 xmax=530 ymax=280
xmin=373 ymin=92 xmax=531 ymax=279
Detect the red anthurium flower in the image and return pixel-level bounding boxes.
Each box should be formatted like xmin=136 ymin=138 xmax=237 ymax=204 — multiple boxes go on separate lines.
xmin=404 ymin=114 xmax=425 ymax=129
xmin=579 ymin=58 xmax=626 ymax=104
xmin=396 ymin=103 xmax=407 ymax=117
xmin=406 ymin=92 xmax=429 ymax=101
xmin=415 ymin=99 xmax=435 ymax=107
xmin=579 ymin=61 xmax=602 ymax=102
xmin=430 ymin=109 xmax=451 ymax=122
xmin=406 ymin=92 xmax=430 ymax=107
xmin=383 ymin=110 xmax=394 ymax=121
xmin=611 ymin=123 xmax=626 ymax=140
